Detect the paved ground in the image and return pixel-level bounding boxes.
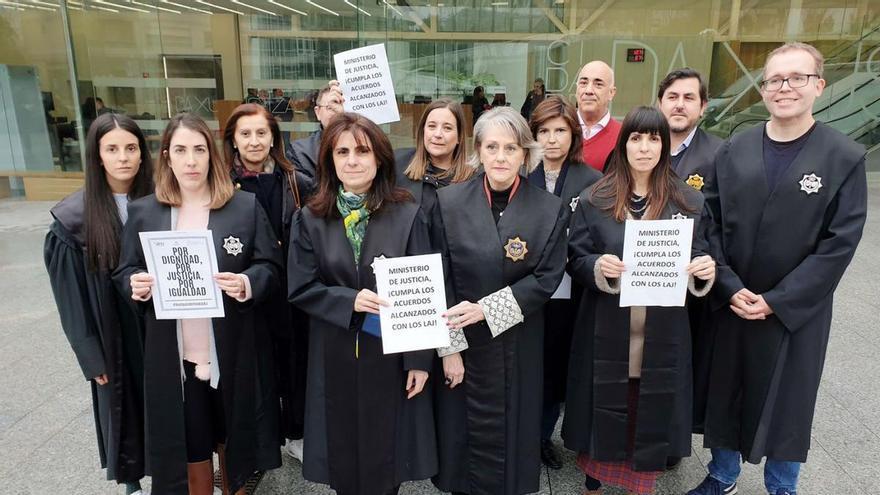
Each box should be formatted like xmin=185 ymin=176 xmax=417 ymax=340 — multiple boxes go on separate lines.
xmin=1 ymin=176 xmax=878 ymax=494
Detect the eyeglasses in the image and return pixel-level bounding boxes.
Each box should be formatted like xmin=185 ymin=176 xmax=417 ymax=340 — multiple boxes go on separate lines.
xmin=759 ymin=73 xmax=819 ymax=91
xmin=316 ymin=101 xmax=343 ymax=111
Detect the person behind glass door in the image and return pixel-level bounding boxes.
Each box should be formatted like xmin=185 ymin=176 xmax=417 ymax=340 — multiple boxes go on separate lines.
xmin=395 ymin=98 xmax=474 ymax=216
xmin=520 ymin=77 xmax=546 ymax=120
xmin=115 ymin=113 xmax=282 ymax=495
xmin=575 ymin=61 xmax=621 ymax=172
xmin=562 ymin=106 xmax=716 ymax=495
xmin=472 ymin=86 xmax=490 ymax=128
xmin=287 ymin=112 xmax=437 ymax=495
xmin=525 ymin=95 xmax=602 ymax=471
xmin=44 ymin=113 xmax=152 ymax=495
xmin=430 ymin=106 xmax=567 ymax=495
xmin=223 ymin=103 xmax=313 ymax=464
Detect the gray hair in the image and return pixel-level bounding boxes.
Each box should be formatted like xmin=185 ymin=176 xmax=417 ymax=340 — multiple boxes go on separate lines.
xmin=469 ymin=106 xmax=543 ymax=173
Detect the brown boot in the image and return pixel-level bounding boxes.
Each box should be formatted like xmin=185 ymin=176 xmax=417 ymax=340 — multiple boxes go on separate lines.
xmin=187 ymin=459 xmax=214 ymax=495
xmin=217 ymin=444 xmax=247 ymax=495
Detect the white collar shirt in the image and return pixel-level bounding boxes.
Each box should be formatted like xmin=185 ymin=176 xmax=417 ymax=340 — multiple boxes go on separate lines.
xmin=578 ymin=111 xmax=611 ymax=140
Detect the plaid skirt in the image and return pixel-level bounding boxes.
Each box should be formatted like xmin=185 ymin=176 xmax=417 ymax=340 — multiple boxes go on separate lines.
xmin=575 ymin=379 xmax=661 ymax=495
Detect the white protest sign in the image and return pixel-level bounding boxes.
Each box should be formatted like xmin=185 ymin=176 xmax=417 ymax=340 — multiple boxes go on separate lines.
xmin=373 ymin=253 xmax=450 ymax=354
xmin=139 ymin=230 xmax=225 ymax=320
xmin=334 ymin=43 xmax=400 ymax=125
xmin=619 ymin=219 xmax=693 ymax=307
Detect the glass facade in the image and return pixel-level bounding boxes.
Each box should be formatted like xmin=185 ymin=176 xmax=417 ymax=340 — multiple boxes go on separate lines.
xmin=1 ymin=0 xmax=878 ymax=197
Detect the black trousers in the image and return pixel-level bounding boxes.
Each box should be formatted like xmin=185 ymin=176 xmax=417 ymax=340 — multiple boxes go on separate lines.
xmin=183 ymin=360 xmax=226 ymax=462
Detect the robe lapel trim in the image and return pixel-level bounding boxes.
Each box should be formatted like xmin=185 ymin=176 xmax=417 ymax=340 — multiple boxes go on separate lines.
xmin=482 ymin=173 xmax=521 ymax=207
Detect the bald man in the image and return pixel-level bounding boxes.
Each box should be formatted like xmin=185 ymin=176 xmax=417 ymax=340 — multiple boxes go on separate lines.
xmin=575 ymin=61 xmax=621 ymax=171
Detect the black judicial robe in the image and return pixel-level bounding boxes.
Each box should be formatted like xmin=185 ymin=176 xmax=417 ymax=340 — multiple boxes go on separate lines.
xmin=562 ymin=182 xmax=711 ymax=471
xmin=394 ymin=148 xmax=441 ymax=216
xmin=287 ymin=201 xmax=438 ymax=495
xmin=44 ymin=190 xmax=146 ymax=483
xmin=114 ymin=192 xmax=283 ymax=494
xmin=673 ymin=128 xmax=722 ymax=192
xmin=527 ymin=161 xmax=602 ymax=404
xmin=284 ymin=129 xmax=321 ymax=181
xmin=432 ymin=174 xmax=567 ymax=495
xmin=702 ymin=122 xmax=867 ymax=463
xmin=232 ymin=166 xmax=314 ymax=444
xmin=672 ymin=128 xmax=723 ymax=433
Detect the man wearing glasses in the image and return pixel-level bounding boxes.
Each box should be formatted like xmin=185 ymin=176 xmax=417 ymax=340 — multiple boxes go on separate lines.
xmin=688 ymin=43 xmax=867 ymax=495
xmin=285 ymin=85 xmax=344 ymax=180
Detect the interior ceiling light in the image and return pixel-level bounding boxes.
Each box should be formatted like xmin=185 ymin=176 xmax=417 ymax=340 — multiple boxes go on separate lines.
xmin=93 ymin=0 xmax=151 ymax=12
xmin=131 ymin=0 xmax=181 ymax=12
xmin=161 ymin=0 xmax=212 ymax=14
xmin=490 ymin=1 xmax=508 ymax=5
xmin=231 ymin=0 xmax=276 ymax=14
xmin=343 ymin=0 xmax=369 ymax=15
xmin=92 ymin=4 xmax=119 ymax=11
xmin=195 ymin=0 xmax=244 ymax=14
xmin=268 ymin=0 xmax=305 ymax=15
xmin=0 ymin=0 xmax=56 ymax=9
xmin=381 ymin=0 xmax=400 ymax=15
xmin=305 ymin=0 xmax=338 ymax=16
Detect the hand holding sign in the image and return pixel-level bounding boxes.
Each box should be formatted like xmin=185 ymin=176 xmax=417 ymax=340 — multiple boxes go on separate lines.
xmin=619 ymin=219 xmax=694 ymax=307
xmin=333 ymin=43 xmax=400 ymax=125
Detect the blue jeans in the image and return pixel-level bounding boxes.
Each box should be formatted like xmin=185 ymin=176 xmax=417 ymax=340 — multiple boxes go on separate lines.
xmin=708 ymin=448 xmax=801 ymax=494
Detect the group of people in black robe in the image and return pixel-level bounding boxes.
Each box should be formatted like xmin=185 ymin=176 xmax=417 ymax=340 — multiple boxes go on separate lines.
xmin=44 ymin=41 xmax=867 ymax=495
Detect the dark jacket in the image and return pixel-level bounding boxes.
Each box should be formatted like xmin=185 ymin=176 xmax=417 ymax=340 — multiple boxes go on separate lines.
xmin=562 ymin=182 xmax=712 ymax=471
xmin=285 ymin=129 xmax=322 ymax=181
xmin=702 ymin=122 xmax=867 ymax=463
xmin=432 ymin=175 xmax=566 ymax=495
xmin=288 ymin=201 xmax=438 ymax=495
xmin=44 ymin=189 xmax=146 ymax=483
xmin=114 ymin=191 xmax=283 ymax=494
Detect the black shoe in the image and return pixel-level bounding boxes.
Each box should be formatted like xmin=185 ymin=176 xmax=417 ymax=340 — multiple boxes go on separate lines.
xmin=666 ymin=456 xmax=682 ymax=470
xmin=540 ymin=439 xmax=563 ymax=470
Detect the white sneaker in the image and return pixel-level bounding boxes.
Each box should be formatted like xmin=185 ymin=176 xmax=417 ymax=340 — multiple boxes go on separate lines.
xmin=283 ymin=438 xmax=304 ymax=462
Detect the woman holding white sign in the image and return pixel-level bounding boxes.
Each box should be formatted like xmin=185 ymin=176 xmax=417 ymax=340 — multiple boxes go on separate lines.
xmin=115 ymin=113 xmax=283 ymax=495
xmin=287 ymin=112 xmax=437 ymax=495
xmin=44 ymin=113 xmax=152 ymax=494
xmin=562 ymin=106 xmax=715 ymax=495
xmin=431 ymin=106 xmax=567 ymax=495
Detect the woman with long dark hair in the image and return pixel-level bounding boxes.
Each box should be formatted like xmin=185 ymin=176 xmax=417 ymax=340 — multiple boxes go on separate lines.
xmin=526 ymin=95 xmax=602 ymax=470
xmin=44 ymin=113 xmax=152 ymax=494
xmin=288 ymin=112 xmax=437 ymax=495
xmin=223 ymin=103 xmax=312 ymax=462
xmin=114 ymin=113 xmax=282 ymax=494
xmin=562 ymin=106 xmax=716 ymax=495
xmin=431 ymin=107 xmax=567 ymax=495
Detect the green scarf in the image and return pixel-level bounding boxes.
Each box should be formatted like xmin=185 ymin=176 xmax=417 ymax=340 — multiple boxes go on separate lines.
xmin=336 ymin=186 xmax=370 ymax=262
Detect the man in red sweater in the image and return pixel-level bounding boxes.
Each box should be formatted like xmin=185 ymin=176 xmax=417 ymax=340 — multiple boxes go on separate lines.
xmin=576 ymin=60 xmax=621 ymax=171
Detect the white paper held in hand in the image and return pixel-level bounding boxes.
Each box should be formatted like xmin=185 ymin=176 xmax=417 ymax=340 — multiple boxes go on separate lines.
xmin=333 ymin=43 xmax=400 ymax=125
xmin=373 ymin=253 xmax=451 ymax=354
xmin=138 ymin=230 xmax=225 ymax=319
xmin=619 ymin=218 xmax=693 ymax=307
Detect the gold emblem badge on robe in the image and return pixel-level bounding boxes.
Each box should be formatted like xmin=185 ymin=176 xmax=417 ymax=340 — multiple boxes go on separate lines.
xmin=504 ymin=237 xmax=528 ymax=262
xmin=686 ymin=174 xmax=705 ymax=191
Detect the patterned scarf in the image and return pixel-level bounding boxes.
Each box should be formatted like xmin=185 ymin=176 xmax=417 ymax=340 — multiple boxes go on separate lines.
xmin=336 ymin=186 xmax=370 ymax=262
xmin=232 ymin=153 xmax=275 ymax=179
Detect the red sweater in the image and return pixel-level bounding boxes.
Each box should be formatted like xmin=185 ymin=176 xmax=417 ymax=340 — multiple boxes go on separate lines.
xmin=581 ymin=117 xmax=621 ymax=172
